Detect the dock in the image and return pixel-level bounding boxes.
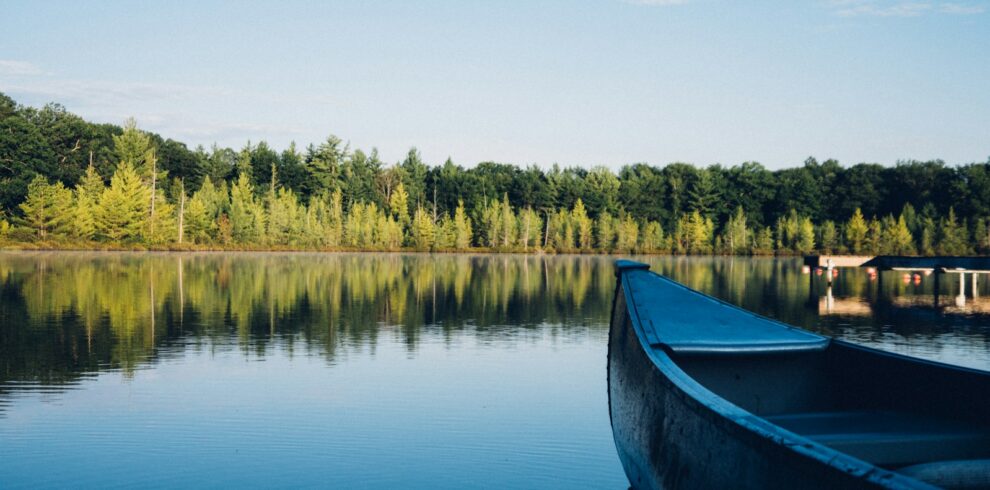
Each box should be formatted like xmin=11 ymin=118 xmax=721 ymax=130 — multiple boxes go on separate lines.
xmin=804 ymin=255 xmax=990 ymax=273
xmin=805 ymin=255 xmax=990 ymax=308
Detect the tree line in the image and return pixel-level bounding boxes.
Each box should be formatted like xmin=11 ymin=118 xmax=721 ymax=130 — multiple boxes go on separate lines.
xmin=2 ymin=92 xmax=989 ymax=255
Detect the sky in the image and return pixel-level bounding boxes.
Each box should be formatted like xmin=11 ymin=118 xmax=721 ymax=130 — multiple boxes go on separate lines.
xmin=0 ymin=0 xmax=987 ymax=170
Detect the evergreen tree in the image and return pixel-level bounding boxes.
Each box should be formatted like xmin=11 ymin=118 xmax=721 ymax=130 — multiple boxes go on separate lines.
xmin=938 ymin=207 xmax=970 ymax=255
xmin=96 ymin=162 xmax=149 ymax=242
xmin=753 ymin=227 xmax=775 ymax=255
xmin=144 ymin=188 xmax=177 ymax=244
xmin=846 ymin=208 xmax=868 ymax=254
xmin=411 ymin=206 xmax=435 ymax=250
xmin=183 ymin=192 xmax=212 ymax=244
xmin=616 ymin=215 xmax=639 ymax=252
xmin=641 ymin=221 xmax=665 ymax=253
xmin=499 ymin=193 xmax=517 ymax=248
xmin=389 ymin=182 xmax=410 ymax=226
xmin=920 ymin=216 xmax=937 ymax=255
xmin=18 ymin=175 xmax=73 ymax=238
xmin=453 ymin=200 xmax=472 ymax=250
xmin=724 ymin=206 xmax=750 ymax=254
xmin=229 ymin=173 xmax=262 ymax=243
xmin=866 ymin=218 xmax=882 ymax=255
xmin=571 ymin=198 xmax=593 ymax=250
xmin=596 ymin=212 xmax=615 ymax=251
xmin=73 ymin=164 xmax=104 ymax=240
xmin=796 ymin=217 xmax=815 ymax=254
xmin=819 ymin=220 xmax=838 ymax=254
xmin=517 ymin=207 xmax=542 ymax=250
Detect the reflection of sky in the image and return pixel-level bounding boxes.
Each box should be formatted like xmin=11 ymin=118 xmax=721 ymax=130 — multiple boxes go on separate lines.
xmin=0 ymin=332 xmax=626 ymax=489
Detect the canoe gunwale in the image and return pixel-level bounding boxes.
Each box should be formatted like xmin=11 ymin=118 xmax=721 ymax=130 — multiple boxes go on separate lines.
xmin=610 ymin=260 xmax=936 ymax=489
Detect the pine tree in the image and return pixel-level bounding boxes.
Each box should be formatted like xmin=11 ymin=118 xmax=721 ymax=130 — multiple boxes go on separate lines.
xmin=389 ymin=182 xmax=410 ymax=226
xmin=18 ymin=175 xmax=73 ymax=238
xmin=229 ymin=173 xmax=261 ymax=243
xmin=685 ymin=210 xmax=714 ymax=254
xmin=753 ymin=227 xmax=775 ymax=255
xmin=920 ymin=217 xmax=937 ymax=255
xmin=866 ymin=218 xmax=882 ymax=255
xmin=938 ymin=207 xmax=970 ymax=255
xmin=145 ymin=188 xmax=177 ymax=244
xmin=846 ymin=208 xmax=868 ymax=254
xmin=819 ymin=220 xmax=838 ymax=254
xmin=596 ymin=212 xmax=615 ymax=251
xmin=641 ymin=221 xmax=665 ymax=253
xmin=453 ymin=200 xmax=472 ymax=250
xmin=96 ymin=162 xmax=149 ymax=242
xmin=796 ymin=217 xmax=815 ymax=254
xmin=411 ymin=206 xmax=435 ymax=250
xmin=725 ymin=206 xmax=750 ymax=254
xmin=112 ymin=118 xmax=154 ymax=173
xmin=73 ymin=164 xmax=105 ymax=240
xmin=517 ymin=207 xmax=542 ymax=250
xmin=327 ymin=189 xmax=344 ymax=247
xmin=571 ymin=198 xmax=593 ymax=250
xmin=616 ymin=215 xmax=639 ymax=252
xmin=183 ymin=192 xmax=212 ymax=244
xmin=499 ymin=194 xmax=516 ymax=248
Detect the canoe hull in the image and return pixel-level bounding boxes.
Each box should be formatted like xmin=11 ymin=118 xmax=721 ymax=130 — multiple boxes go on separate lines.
xmin=607 ymin=277 xmax=926 ymax=489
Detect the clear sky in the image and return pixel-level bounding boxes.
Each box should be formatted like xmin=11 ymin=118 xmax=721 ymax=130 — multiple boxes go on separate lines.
xmin=1 ymin=0 xmax=987 ymax=170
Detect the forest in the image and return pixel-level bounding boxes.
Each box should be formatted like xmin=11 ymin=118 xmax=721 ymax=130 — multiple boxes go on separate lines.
xmin=2 ymin=92 xmax=989 ymax=255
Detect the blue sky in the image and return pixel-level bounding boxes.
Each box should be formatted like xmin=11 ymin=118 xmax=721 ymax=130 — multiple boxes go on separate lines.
xmin=1 ymin=0 xmax=987 ymax=169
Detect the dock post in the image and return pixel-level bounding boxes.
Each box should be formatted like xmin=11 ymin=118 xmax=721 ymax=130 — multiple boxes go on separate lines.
xmin=933 ymin=270 xmax=940 ymax=306
xmin=826 ymin=259 xmax=834 ymax=287
xmin=956 ymin=272 xmax=967 ymax=308
xmin=973 ymin=273 xmax=979 ymax=298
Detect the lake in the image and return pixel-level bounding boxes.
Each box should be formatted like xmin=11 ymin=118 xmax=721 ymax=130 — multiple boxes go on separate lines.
xmin=1 ymin=252 xmax=989 ymax=488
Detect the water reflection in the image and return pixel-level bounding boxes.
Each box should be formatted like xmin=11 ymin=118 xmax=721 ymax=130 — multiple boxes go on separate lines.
xmin=0 ymin=252 xmax=615 ymax=404
xmin=1 ymin=253 xmax=990 ymax=488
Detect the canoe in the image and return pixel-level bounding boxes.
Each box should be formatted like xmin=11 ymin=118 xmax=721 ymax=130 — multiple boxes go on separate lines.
xmin=608 ymin=260 xmax=990 ymax=489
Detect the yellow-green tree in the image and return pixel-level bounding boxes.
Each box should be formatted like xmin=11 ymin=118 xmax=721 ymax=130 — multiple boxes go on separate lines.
xmin=18 ymin=175 xmax=73 ymax=238
xmin=411 ymin=206 xmax=435 ymax=250
xmin=389 ymin=182 xmax=410 ymax=226
xmin=846 ymin=208 xmax=868 ymax=254
xmin=571 ymin=198 xmax=593 ymax=250
xmin=73 ymin=164 xmax=104 ymax=240
xmin=453 ymin=200 xmax=472 ymax=250
xmin=96 ymin=162 xmax=149 ymax=242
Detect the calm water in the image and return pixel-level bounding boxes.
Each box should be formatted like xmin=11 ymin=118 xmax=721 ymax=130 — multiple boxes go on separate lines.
xmin=1 ymin=252 xmax=989 ymax=488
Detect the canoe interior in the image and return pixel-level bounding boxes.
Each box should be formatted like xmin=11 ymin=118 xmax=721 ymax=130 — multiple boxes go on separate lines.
xmin=672 ymin=345 xmax=990 ymax=468
xmin=609 ymin=262 xmax=990 ymax=489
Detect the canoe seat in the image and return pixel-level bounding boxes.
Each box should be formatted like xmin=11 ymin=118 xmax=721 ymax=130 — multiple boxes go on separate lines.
xmin=898 ymin=459 xmax=990 ymax=489
xmin=766 ymin=410 xmax=990 ymax=467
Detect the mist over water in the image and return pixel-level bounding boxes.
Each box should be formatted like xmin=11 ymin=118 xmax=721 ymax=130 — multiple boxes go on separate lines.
xmin=0 ymin=252 xmax=987 ymax=488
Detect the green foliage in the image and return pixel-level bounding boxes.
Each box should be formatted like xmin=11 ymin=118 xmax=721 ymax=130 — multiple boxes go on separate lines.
xmin=596 ymin=212 xmax=615 ymax=252
xmin=453 ymin=200 xmax=472 ymax=250
xmin=389 ymin=182 xmax=410 ymax=225
xmin=18 ymin=175 xmax=73 ymax=238
xmin=4 ymin=93 xmax=990 ymax=256
xmin=411 ymin=206 xmax=435 ymax=250
xmin=96 ymin=162 xmax=148 ymax=242
xmin=938 ymin=207 xmax=970 ymax=255
xmin=724 ymin=206 xmax=750 ymax=254
xmin=819 ymin=220 xmax=838 ymax=255
xmin=846 ymin=208 xmax=868 ymax=254
xmin=615 ymin=215 xmax=639 ymax=253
